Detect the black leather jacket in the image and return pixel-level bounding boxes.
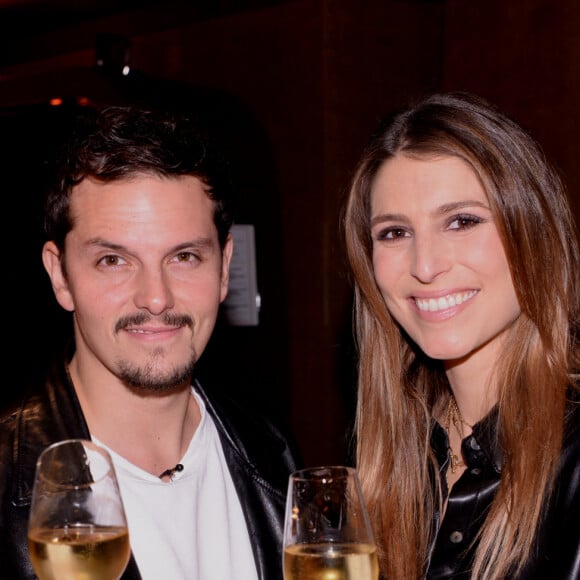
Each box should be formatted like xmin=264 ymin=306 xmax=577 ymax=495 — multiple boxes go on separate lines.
xmin=427 ymin=400 xmax=580 ymax=579
xmin=0 ymin=358 xmax=300 ymax=579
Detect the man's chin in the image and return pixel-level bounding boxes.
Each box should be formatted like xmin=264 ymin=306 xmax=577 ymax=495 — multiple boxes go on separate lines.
xmin=116 ymin=360 xmax=196 ymax=393
xmin=126 ymin=381 xmax=192 ymax=397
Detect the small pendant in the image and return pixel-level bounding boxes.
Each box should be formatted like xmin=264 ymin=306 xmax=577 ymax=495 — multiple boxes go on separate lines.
xmin=450 ymin=452 xmax=462 ymax=473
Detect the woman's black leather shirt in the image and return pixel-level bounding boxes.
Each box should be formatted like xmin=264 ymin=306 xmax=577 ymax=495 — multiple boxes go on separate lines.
xmin=427 ymin=400 xmax=580 ymax=579
xmin=0 ymin=358 xmax=300 ymax=579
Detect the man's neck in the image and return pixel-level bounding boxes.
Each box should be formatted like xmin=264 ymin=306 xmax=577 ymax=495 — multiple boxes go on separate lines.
xmin=67 ymin=357 xmax=202 ymax=477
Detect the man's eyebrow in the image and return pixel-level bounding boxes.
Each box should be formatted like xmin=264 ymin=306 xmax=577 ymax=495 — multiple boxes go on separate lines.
xmin=172 ymin=238 xmax=216 ymax=252
xmin=84 ymin=237 xmax=216 ymax=252
xmin=85 ymin=238 xmax=125 ymax=251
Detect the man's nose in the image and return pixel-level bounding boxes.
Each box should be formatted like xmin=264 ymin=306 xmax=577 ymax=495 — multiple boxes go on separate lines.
xmin=133 ymin=267 xmax=175 ymax=314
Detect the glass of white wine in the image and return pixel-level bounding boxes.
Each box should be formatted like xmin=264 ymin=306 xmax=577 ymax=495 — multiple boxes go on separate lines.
xmin=283 ymin=465 xmax=379 ymax=580
xmin=28 ymin=439 xmax=131 ymax=580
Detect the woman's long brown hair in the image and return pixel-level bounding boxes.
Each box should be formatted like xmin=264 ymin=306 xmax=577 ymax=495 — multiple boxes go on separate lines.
xmin=342 ymin=92 xmax=580 ymax=578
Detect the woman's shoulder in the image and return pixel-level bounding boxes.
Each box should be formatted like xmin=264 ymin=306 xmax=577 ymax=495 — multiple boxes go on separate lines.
xmin=556 ymin=395 xmax=579 ymax=494
xmin=558 ymin=399 xmax=578 ymax=492
xmin=564 ymin=389 xmax=580 ymax=444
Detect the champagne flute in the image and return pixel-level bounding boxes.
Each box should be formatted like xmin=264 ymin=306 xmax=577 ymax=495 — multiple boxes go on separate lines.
xmin=283 ymin=465 xmax=379 ymax=580
xmin=28 ymin=439 xmax=131 ymax=580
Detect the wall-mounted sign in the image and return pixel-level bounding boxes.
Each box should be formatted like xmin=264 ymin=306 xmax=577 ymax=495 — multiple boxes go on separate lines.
xmin=222 ymin=224 xmax=260 ymax=326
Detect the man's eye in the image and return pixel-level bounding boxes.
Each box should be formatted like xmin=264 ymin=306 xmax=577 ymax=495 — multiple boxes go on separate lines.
xmin=175 ymin=252 xmax=198 ymax=263
xmin=98 ymin=255 xmax=122 ymax=266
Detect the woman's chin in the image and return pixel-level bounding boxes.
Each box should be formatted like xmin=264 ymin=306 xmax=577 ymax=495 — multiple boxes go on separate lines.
xmin=419 ymin=341 xmax=470 ymax=363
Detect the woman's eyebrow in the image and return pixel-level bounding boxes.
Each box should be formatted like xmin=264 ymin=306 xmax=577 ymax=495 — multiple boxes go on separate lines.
xmin=434 ymin=200 xmax=490 ymax=214
xmin=371 ymin=200 xmax=490 ymax=227
xmin=370 ymin=212 xmax=406 ymax=227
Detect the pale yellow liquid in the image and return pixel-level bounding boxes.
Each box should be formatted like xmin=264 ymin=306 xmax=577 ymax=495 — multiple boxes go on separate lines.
xmin=284 ymin=543 xmax=379 ymax=580
xmin=28 ymin=525 xmax=130 ymax=580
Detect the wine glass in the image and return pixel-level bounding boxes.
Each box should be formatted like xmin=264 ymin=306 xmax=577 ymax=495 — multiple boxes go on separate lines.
xmin=283 ymin=465 xmax=379 ymax=580
xmin=28 ymin=439 xmax=131 ymax=580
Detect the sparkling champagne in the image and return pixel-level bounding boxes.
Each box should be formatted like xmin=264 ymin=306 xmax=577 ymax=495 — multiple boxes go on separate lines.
xmin=284 ymin=542 xmax=379 ymax=580
xmin=28 ymin=524 xmax=130 ymax=580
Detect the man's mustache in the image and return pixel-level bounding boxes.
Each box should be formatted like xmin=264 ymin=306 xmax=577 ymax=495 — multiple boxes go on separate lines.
xmin=115 ymin=312 xmax=194 ymax=333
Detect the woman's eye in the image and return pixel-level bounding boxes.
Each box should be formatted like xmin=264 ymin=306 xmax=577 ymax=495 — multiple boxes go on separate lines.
xmin=448 ymin=214 xmax=483 ymax=230
xmin=376 ymin=227 xmax=409 ymax=241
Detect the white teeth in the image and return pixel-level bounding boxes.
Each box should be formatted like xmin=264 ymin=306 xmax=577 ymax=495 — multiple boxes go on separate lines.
xmin=416 ymin=291 xmax=476 ymax=312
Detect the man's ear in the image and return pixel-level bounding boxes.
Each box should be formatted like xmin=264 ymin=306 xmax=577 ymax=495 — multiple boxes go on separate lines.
xmin=220 ymin=233 xmax=234 ymax=303
xmin=42 ymin=241 xmax=75 ymax=312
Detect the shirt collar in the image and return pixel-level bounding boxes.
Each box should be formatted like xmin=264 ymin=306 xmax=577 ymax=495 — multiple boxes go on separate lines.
xmin=432 ymin=405 xmax=503 ymax=474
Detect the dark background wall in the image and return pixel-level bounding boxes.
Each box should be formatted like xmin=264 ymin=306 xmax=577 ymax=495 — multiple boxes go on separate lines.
xmin=0 ymin=0 xmax=578 ymax=467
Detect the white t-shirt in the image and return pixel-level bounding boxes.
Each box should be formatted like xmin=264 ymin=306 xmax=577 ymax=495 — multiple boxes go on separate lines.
xmin=93 ymin=389 xmax=258 ymax=580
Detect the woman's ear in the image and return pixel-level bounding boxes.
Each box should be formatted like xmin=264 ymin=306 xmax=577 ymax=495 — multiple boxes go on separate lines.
xmin=42 ymin=241 xmax=75 ymax=312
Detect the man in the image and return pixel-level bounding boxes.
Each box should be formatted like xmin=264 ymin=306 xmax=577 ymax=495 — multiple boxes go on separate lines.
xmin=0 ymin=106 xmax=299 ymax=579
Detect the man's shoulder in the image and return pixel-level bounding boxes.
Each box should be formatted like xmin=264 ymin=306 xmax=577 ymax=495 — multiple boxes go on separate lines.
xmin=194 ymin=380 xmax=301 ymax=473
xmin=0 ymin=383 xmax=52 ymax=424
xmin=0 ymin=404 xmax=17 ymax=452
xmin=0 ymin=393 xmax=36 ymax=433
xmin=0 ymin=402 xmax=20 ymax=427
xmin=196 ymin=380 xmax=293 ymax=443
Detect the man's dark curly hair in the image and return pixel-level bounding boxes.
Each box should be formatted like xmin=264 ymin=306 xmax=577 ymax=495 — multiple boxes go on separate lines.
xmin=44 ymin=105 xmax=234 ymax=251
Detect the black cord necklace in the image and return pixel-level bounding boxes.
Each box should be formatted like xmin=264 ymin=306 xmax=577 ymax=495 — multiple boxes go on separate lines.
xmin=159 ymin=463 xmax=184 ymax=480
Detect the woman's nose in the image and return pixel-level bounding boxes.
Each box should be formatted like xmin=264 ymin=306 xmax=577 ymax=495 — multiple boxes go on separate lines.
xmin=410 ymin=235 xmax=451 ymax=283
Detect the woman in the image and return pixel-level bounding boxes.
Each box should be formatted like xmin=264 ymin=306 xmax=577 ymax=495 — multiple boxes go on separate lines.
xmin=342 ymin=92 xmax=579 ymax=579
